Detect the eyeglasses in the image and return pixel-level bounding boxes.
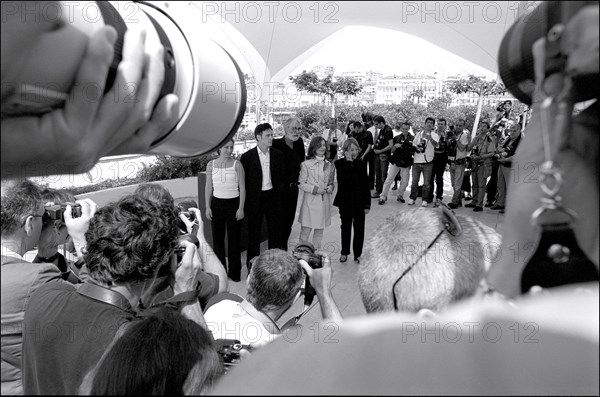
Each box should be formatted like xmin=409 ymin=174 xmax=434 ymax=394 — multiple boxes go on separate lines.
xmin=291 ymin=126 xmax=303 ymax=131
xmin=392 ymin=203 xmax=461 ymax=311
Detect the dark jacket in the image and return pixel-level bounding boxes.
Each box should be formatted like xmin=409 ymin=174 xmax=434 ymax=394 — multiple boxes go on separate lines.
xmin=240 ymin=146 xmax=285 ymax=216
xmin=272 ymin=137 xmax=305 ymax=186
xmin=390 ymin=132 xmax=416 ymax=167
xmin=333 ymin=158 xmax=370 ymax=211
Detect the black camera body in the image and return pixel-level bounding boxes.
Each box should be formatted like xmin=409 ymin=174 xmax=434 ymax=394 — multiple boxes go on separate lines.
xmin=43 ymin=202 xmax=81 ymax=225
xmin=292 ymin=242 xmax=323 ymax=307
xmin=446 ymin=134 xmax=458 ymax=157
xmin=292 ymin=242 xmax=323 ymax=269
xmin=175 ymin=200 xmax=198 ymax=233
xmin=416 ymin=138 xmax=428 ymax=154
xmin=498 ymin=1 xmax=599 ymax=105
xmin=176 ymin=234 xmax=200 ymax=263
xmin=215 ymin=339 xmax=245 ymax=363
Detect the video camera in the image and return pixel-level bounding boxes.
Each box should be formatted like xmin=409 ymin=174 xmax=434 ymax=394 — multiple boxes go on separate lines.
xmin=43 ymin=202 xmax=82 ymax=226
xmin=292 ymin=242 xmax=323 ymax=307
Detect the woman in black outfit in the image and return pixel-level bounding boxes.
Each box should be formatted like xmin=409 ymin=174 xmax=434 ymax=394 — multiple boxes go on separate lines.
xmin=333 ymin=138 xmax=371 ymax=263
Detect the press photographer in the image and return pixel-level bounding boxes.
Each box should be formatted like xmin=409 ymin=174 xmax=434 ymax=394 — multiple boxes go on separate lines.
xmin=1 ymin=180 xmax=94 ymax=394
xmin=132 ymin=184 xmax=228 ymax=310
xmin=33 ymin=189 xmax=84 ymax=281
xmin=21 ymin=194 xmax=208 ymax=394
xmin=204 ymin=247 xmax=342 ymax=348
xmin=465 ymin=122 xmax=497 ymax=212
xmin=1 ymin=1 xmax=246 ymax=179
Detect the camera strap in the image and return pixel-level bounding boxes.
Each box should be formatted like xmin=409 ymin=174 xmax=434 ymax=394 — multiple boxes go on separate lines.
xmin=521 ymin=73 xmax=598 ymax=293
xmin=77 ymin=282 xmax=136 ymax=314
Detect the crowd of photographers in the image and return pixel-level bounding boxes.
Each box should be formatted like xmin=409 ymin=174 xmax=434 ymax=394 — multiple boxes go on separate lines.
xmin=1 ymin=1 xmax=598 ymax=394
xmin=0 ymin=171 xmax=344 ymax=394
xmin=0 ymin=110 xmax=526 ymax=395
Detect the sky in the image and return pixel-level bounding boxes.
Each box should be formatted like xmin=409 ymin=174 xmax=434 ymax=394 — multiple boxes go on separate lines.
xmin=285 ymin=26 xmax=498 ymax=80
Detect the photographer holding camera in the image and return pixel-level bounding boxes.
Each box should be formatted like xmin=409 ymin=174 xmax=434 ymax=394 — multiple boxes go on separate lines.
xmin=1 ymin=4 xmax=179 ymax=179
xmin=1 ymin=180 xmax=96 ymax=394
xmin=132 ymin=183 xmax=228 ymax=311
xmin=21 ymin=194 xmax=208 ymax=395
xmin=408 ymin=117 xmax=440 ymax=207
xmin=28 ymin=188 xmax=84 ymax=282
xmin=465 ymin=122 xmax=498 ymax=212
xmin=204 ymin=248 xmax=342 ymax=348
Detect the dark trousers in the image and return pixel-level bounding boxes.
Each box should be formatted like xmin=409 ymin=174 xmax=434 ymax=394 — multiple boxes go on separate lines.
xmin=486 ymin=162 xmax=499 ymax=204
xmin=246 ymin=189 xmax=282 ymax=269
xmin=211 ymin=197 xmax=242 ymax=281
xmin=374 ymin=154 xmax=390 ymax=194
xmin=426 ymin=154 xmax=447 ymax=202
xmin=339 ymin=206 xmax=366 ymax=258
xmin=280 ymin=185 xmax=299 ymax=251
xmin=367 ymin=153 xmax=375 ymax=189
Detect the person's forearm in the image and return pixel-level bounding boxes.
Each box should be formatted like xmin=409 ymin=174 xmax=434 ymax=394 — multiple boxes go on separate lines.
xmin=198 ymin=239 xmax=229 ymax=292
xmin=316 ymin=290 xmax=343 ymax=322
xmin=239 ymin=190 xmax=246 ymax=211
xmin=180 ymin=300 xmax=208 ymax=330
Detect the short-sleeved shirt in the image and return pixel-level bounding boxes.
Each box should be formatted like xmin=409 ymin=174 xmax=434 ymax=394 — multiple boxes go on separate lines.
xmin=22 ymin=282 xmax=137 ymax=395
xmin=204 ymin=299 xmax=281 ymax=346
xmin=374 ymin=125 xmax=394 ymax=156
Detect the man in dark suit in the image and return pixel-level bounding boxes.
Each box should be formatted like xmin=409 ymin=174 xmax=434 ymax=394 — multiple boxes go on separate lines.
xmin=240 ymin=123 xmax=285 ymax=270
xmin=272 ymin=116 xmax=306 ymax=251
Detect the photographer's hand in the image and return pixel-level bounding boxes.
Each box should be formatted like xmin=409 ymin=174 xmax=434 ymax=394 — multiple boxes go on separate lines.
xmin=298 ymin=254 xmax=342 ymax=322
xmin=64 ymin=199 xmax=97 ymax=259
xmin=187 ymin=207 xmax=229 ymax=293
xmin=1 ymin=25 xmax=179 ymax=178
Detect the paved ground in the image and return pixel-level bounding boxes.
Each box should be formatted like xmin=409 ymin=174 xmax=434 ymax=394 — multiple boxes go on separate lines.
xmin=226 ymin=171 xmax=505 ymax=327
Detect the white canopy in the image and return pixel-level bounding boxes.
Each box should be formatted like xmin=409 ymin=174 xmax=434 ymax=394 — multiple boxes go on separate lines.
xmin=197 ymin=1 xmax=537 ymax=91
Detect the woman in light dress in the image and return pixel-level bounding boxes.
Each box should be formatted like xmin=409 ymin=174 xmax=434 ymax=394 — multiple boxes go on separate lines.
xmin=298 ymin=136 xmax=335 ymax=249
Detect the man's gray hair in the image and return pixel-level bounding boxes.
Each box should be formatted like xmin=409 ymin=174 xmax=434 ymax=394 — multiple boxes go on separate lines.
xmin=1 ymin=179 xmax=42 ymax=236
xmin=358 ymin=210 xmax=500 ymax=313
xmin=247 ymin=249 xmax=304 ymax=312
xmin=283 ymin=116 xmax=302 ymax=132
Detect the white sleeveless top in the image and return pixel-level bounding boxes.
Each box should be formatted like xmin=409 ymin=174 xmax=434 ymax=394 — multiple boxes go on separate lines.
xmin=211 ymin=160 xmax=239 ymax=199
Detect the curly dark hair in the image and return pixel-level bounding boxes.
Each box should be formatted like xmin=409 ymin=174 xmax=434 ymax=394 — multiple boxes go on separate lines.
xmin=84 ymin=195 xmax=179 ymax=284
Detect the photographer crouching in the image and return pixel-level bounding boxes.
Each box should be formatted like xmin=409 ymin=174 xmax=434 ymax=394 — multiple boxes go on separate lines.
xmin=204 ymin=246 xmax=342 ymax=353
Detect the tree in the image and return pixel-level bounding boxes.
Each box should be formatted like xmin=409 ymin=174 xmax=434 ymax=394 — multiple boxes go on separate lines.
xmin=289 ymin=71 xmax=362 ymax=118
xmin=447 ymin=75 xmax=506 ymax=135
xmin=409 ymin=88 xmax=425 ymax=104
xmin=427 ymin=94 xmax=454 ymax=118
